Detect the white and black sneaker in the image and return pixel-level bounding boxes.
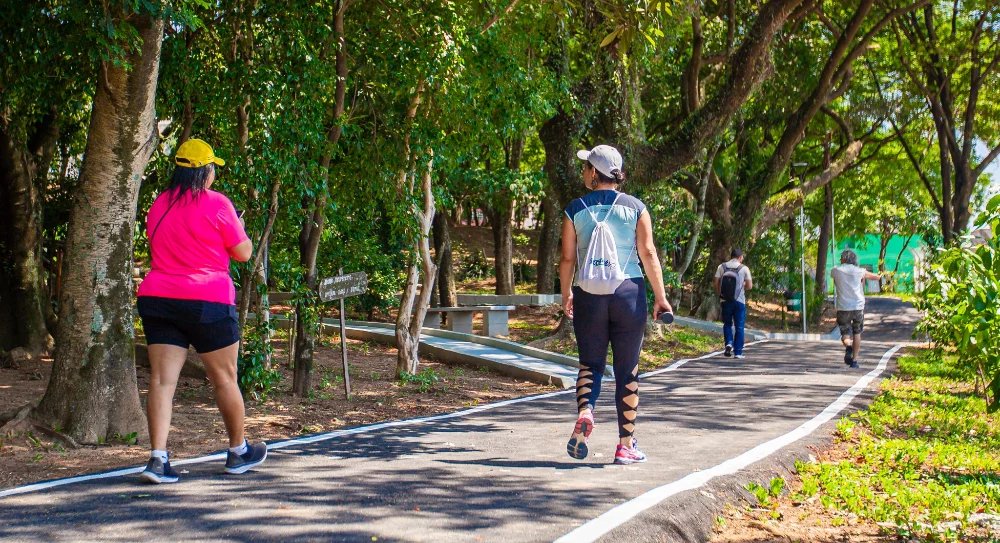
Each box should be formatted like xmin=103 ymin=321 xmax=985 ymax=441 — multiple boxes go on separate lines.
xmin=140 ymin=457 xmax=180 ymax=484
xmin=225 ymin=441 xmax=267 ymax=474
xmin=724 ymin=344 xmax=733 ymax=358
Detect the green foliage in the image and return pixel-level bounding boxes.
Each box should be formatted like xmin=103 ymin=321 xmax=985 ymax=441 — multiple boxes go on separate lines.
xmin=744 ymin=477 xmax=784 ymax=508
xmin=398 ymin=367 xmax=441 ymax=392
xmin=237 ymin=316 xmax=281 ymax=402
xmin=513 ymin=258 xmax=536 ymax=285
xmin=458 ymin=249 xmax=493 ymax=281
xmin=915 ymin=195 xmax=1000 ymax=411
xmin=799 ymin=350 xmax=1000 ymax=540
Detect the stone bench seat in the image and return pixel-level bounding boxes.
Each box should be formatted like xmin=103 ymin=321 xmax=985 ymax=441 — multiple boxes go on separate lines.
xmin=422 ymin=306 xmax=516 ymax=337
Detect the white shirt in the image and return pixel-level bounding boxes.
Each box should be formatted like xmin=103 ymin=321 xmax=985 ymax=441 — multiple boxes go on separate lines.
xmin=715 ymin=260 xmax=752 ymax=304
xmin=831 ymin=264 xmax=867 ymax=311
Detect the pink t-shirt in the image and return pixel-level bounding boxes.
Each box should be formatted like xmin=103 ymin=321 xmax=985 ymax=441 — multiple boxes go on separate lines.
xmin=137 ymin=189 xmax=249 ymax=305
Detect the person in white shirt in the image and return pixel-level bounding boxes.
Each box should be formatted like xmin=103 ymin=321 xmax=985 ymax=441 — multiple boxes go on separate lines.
xmin=830 ymin=249 xmax=882 ymax=368
xmin=714 ymin=248 xmax=753 ymax=358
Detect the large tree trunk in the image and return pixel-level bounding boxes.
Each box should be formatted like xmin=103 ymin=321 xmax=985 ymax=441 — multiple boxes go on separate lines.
xmin=432 ymin=210 xmax=456 ymax=308
xmin=33 ymin=13 xmax=164 ymax=444
xmin=815 ymin=182 xmax=833 ymax=301
xmin=487 ymin=136 xmax=525 ymax=296
xmin=878 ymin=232 xmax=890 ymax=292
xmin=534 ymin=17 xmax=598 ymax=295
xmin=292 ymin=2 xmax=350 ymax=396
xmin=0 ymin=114 xmax=58 ymax=355
xmin=488 ymin=204 xmax=515 ymax=295
xmin=535 ymin=193 xmax=562 ymax=294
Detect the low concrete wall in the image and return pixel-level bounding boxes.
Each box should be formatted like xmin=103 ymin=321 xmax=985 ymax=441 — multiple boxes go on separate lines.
xmin=456 ymin=294 xmax=562 ymax=307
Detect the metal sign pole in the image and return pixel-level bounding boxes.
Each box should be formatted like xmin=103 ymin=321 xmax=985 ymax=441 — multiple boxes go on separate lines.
xmin=338 ymin=268 xmax=351 ymax=398
xmin=800 ymin=205 xmax=808 ymax=334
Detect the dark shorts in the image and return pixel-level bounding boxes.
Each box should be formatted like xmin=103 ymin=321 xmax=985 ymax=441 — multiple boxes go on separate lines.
xmin=836 ymin=310 xmax=864 ymax=336
xmin=137 ymin=296 xmax=239 ymax=354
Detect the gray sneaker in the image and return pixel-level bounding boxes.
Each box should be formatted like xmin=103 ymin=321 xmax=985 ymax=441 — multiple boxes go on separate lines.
xmin=224 ymin=441 xmax=267 ymax=474
xmin=140 ymin=457 xmax=179 ymax=484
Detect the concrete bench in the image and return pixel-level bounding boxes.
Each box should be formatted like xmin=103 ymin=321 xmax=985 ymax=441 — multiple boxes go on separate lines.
xmin=422 ymin=306 xmax=516 ymax=337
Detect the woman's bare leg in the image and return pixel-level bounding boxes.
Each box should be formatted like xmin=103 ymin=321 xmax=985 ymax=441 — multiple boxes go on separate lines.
xmin=147 ymin=344 xmax=190 ymax=451
xmin=199 ymin=342 xmax=245 ymax=448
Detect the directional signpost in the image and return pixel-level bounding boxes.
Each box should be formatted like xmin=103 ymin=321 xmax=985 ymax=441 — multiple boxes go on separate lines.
xmin=318 ymin=269 xmax=368 ymax=397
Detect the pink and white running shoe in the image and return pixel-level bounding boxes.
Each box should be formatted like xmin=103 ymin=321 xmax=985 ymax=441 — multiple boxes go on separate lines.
xmin=613 ymin=438 xmax=647 ymax=465
xmin=566 ymin=410 xmax=594 ymax=460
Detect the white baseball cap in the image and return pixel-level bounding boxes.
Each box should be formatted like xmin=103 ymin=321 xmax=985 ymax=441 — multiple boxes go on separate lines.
xmin=577 ymin=145 xmax=623 ymax=179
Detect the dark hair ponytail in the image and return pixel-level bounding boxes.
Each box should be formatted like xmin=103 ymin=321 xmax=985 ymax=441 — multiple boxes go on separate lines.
xmin=168 ymin=163 xmax=214 ymax=203
xmin=593 ymin=165 xmax=626 ymax=185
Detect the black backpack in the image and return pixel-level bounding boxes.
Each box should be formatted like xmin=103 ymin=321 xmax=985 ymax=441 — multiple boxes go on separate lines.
xmin=720 ymin=263 xmax=744 ymax=302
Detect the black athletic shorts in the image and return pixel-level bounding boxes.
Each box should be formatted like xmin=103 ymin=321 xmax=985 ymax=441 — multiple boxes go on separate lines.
xmin=137 ymin=296 xmax=240 ymax=354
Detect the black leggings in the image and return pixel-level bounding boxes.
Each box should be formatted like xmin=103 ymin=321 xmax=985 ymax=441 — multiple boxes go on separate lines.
xmin=572 ymin=278 xmax=647 ymax=438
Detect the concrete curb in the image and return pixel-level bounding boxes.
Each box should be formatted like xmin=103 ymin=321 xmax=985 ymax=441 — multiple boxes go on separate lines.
xmin=343 ymin=319 xmax=592 ymax=372
xmin=341 ymin=321 xmax=576 ymax=388
xmin=267 ymin=315 xmax=579 ymax=387
xmin=672 ymin=315 xmax=842 ymax=342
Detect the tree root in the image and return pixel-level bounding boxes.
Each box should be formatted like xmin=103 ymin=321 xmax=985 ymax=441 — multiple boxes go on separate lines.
xmin=528 ymin=315 xmax=574 ymax=350
xmin=0 ymin=404 xmax=81 ymax=449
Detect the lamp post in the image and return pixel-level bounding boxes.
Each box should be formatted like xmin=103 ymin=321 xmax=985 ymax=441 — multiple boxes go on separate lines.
xmin=793 ymin=162 xmax=809 ymax=334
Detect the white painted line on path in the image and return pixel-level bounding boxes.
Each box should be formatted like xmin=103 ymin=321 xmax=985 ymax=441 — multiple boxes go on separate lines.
xmin=553 ymin=343 xmax=904 ymax=543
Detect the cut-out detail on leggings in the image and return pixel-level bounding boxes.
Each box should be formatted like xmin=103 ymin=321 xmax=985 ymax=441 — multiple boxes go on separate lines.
xmin=576 ymin=366 xmax=598 ymax=411
xmin=571 ymin=277 xmax=647 ymax=440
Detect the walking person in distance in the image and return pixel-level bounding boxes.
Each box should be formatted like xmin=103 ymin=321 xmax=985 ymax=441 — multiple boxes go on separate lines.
xmin=831 ymin=249 xmax=882 ymax=368
xmin=715 ymin=249 xmax=753 ymax=359
xmin=136 ymin=139 xmax=267 ymax=483
xmin=560 ymin=145 xmax=673 ymax=465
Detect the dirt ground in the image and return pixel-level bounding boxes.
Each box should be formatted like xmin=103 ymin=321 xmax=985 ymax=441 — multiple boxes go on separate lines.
xmin=744 ymin=295 xmax=839 ymax=335
xmin=0 ymin=337 xmax=554 ymax=491
xmin=450 ymin=225 xmax=540 ymax=264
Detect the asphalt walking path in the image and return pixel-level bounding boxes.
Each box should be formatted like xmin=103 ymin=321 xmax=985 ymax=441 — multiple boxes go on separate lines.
xmin=0 ymin=300 xmax=919 ymax=543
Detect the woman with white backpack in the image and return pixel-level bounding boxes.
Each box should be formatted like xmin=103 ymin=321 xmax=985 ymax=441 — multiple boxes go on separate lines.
xmin=560 ymin=145 xmax=672 ymax=464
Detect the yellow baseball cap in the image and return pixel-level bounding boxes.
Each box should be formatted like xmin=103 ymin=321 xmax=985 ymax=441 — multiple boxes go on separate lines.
xmin=175 ymin=138 xmax=226 ymax=168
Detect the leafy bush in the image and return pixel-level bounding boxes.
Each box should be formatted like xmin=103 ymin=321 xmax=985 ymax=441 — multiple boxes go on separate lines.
xmin=398 ymin=367 xmax=442 ymax=392
xmin=513 ymin=258 xmax=536 ymax=284
xmin=914 ymin=194 xmax=1000 ymax=411
xmin=458 ymin=249 xmax=493 ymax=281
xmin=238 ymin=315 xmax=281 ymax=402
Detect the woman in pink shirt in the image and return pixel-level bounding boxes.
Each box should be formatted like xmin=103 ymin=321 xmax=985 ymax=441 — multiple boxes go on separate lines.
xmin=136 ymin=139 xmax=266 ymax=483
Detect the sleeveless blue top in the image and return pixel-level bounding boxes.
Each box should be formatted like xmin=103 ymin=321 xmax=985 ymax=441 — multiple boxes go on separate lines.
xmin=564 ymin=190 xmax=647 ymax=279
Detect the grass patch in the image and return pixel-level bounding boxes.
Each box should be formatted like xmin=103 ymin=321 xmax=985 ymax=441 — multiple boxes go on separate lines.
xmin=796 ymin=349 xmax=1000 ymax=541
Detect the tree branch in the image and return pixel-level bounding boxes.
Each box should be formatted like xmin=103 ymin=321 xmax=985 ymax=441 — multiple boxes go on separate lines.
xmin=973 ymin=143 xmax=1000 ymax=180
xmin=820 ymin=105 xmax=852 ymax=140
xmin=481 ymin=0 xmax=521 ymax=34
xmin=753 ymin=140 xmax=863 ymax=238
xmin=632 ymin=0 xmax=807 ymax=185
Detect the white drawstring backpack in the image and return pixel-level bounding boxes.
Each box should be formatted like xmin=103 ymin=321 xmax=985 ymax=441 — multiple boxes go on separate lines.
xmin=576 ymin=193 xmax=635 ymax=295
